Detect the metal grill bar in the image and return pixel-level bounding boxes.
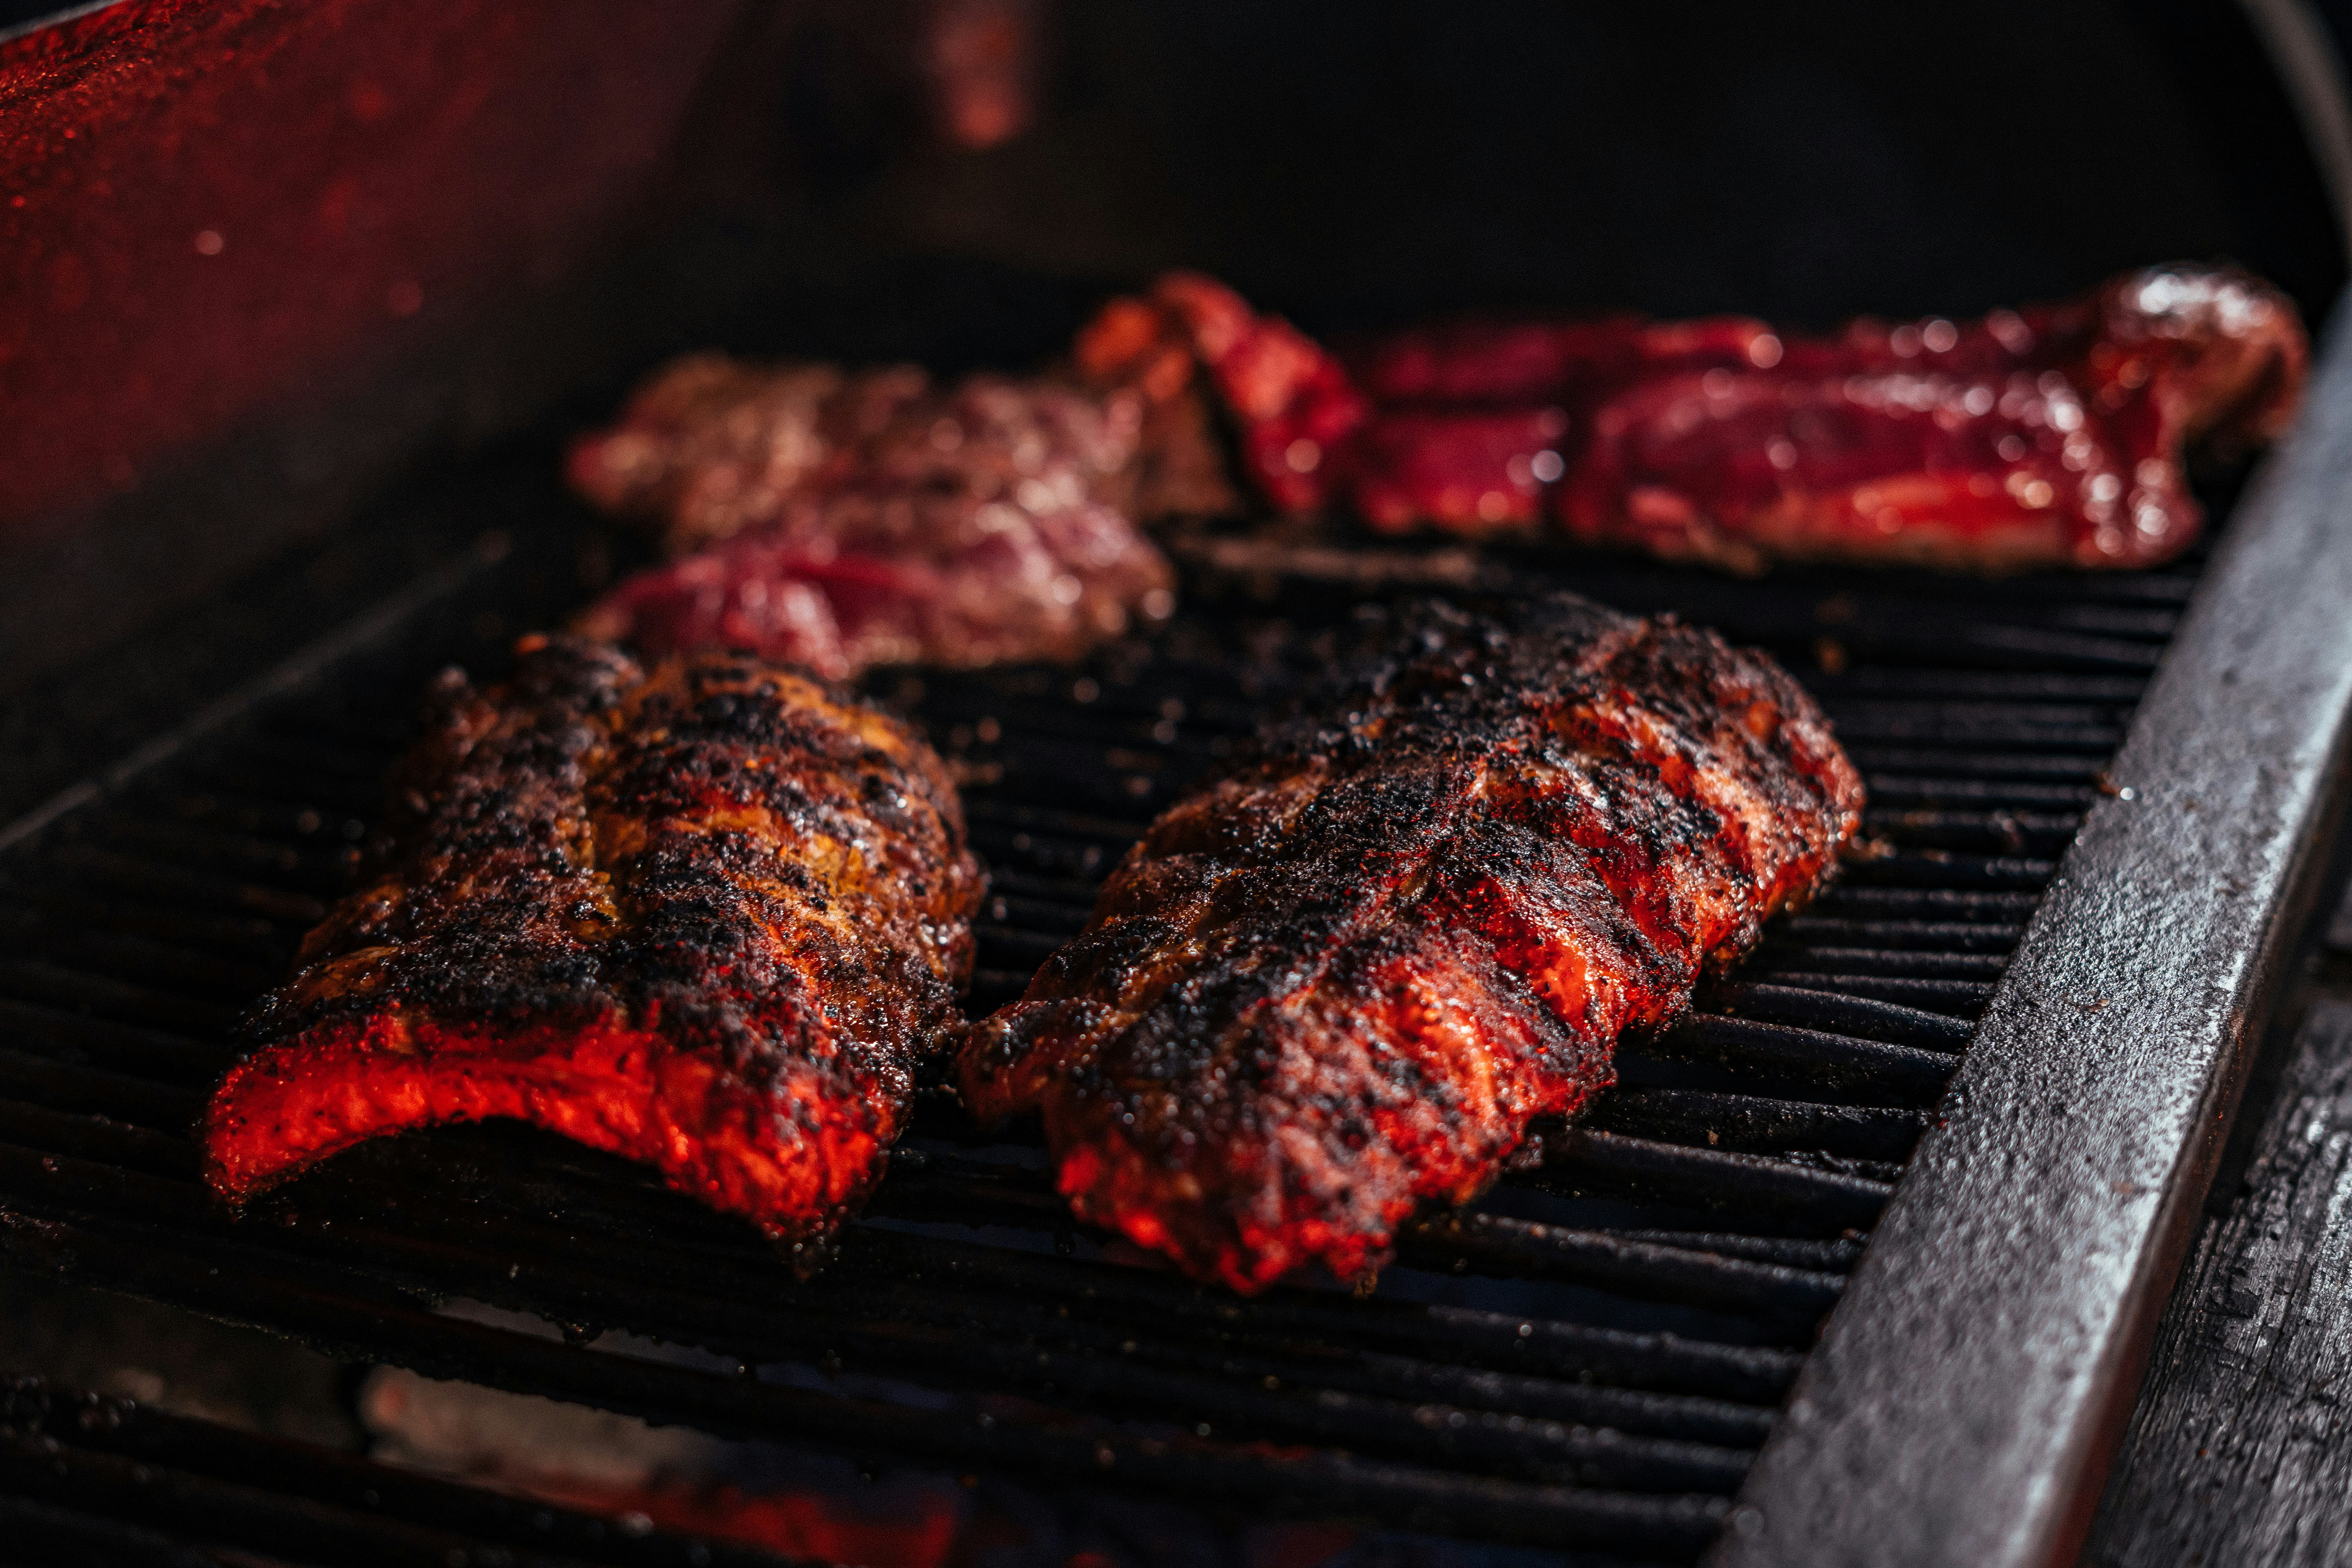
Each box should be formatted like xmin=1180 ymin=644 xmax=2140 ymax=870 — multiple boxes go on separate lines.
xmin=0 ymin=1377 xmax=808 ymax=1568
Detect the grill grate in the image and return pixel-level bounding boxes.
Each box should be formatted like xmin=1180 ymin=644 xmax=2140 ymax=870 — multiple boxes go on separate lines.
xmin=0 ymin=531 xmax=2196 ymax=1563
xmin=0 ymin=1374 xmax=801 ymax=1568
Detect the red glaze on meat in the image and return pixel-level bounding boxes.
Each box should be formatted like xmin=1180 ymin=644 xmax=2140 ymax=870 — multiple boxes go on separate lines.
xmin=1387 ymin=266 xmax=2303 ymax=571
xmin=1349 ymin=407 xmax=1569 ymax=536
xmin=1084 ymin=265 xmax=2305 ymax=572
xmin=569 ymin=360 xmax=1175 ymax=676
xmin=203 ymin=638 xmax=981 ymax=1254
xmin=1075 ymin=272 xmax=1370 ymax=516
xmin=1069 ymin=291 xmax=1245 ymax=521
xmin=960 ymin=595 xmax=1862 ymax=1292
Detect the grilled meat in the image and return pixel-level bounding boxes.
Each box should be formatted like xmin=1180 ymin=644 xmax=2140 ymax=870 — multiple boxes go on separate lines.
xmin=960 ymin=595 xmax=1863 ymax=1292
xmin=570 ymin=359 xmax=1139 ymax=554
xmin=204 ymin=637 xmax=981 ymax=1254
xmin=1083 ymin=264 xmax=2306 ymax=571
xmin=1365 ymin=264 xmax=2305 ymax=571
xmin=573 ymin=480 xmax=1175 ymax=681
xmin=569 ymin=360 xmax=1176 ymax=677
xmin=1069 ymin=289 xmax=1247 ymax=521
xmin=1073 ymin=272 xmax=1368 ymax=519
xmin=566 ymin=355 xmax=862 ymax=555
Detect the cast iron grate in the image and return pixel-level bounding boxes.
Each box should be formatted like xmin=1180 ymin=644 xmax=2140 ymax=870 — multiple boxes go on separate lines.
xmin=0 ymin=533 xmax=2195 ymax=1564
xmin=0 ymin=1373 xmax=809 ymax=1568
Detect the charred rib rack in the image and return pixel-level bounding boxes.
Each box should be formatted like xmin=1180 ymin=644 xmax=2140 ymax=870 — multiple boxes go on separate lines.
xmin=962 ymin=594 xmax=1863 ymax=1292
xmin=202 ymin=636 xmax=981 ymax=1253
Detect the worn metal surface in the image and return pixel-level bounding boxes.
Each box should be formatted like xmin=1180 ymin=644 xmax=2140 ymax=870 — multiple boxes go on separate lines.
xmin=1710 ymin=312 xmax=2352 ymax=1567
xmin=2083 ymin=999 xmax=2352 ymax=1566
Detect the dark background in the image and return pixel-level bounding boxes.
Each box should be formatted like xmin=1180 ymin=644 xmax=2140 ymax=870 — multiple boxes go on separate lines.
xmin=770 ymin=0 xmax=2350 ymax=334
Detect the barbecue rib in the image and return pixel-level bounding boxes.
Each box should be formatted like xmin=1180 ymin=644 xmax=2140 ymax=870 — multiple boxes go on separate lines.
xmin=1083 ymin=264 xmax=2306 ymax=571
xmin=203 ymin=637 xmax=981 ymax=1255
xmin=569 ymin=360 xmax=1176 ymax=677
xmin=960 ymin=595 xmax=1863 ymax=1292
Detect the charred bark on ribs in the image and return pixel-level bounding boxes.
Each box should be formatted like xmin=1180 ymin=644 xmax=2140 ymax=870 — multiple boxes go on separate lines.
xmin=959 ymin=594 xmax=1864 ymax=1292
xmin=203 ymin=637 xmax=981 ymax=1256
xmin=570 ymin=359 xmax=1176 ymax=678
xmin=1083 ymin=265 xmax=2307 ymax=571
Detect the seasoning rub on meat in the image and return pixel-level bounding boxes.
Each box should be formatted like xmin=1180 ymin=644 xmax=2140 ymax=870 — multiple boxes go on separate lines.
xmin=960 ymin=594 xmax=1863 ymax=1292
xmin=204 ymin=636 xmax=980 ymax=1256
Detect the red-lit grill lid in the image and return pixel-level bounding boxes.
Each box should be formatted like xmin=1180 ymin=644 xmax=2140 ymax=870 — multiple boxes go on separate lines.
xmin=0 ymin=0 xmax=738 ymax=540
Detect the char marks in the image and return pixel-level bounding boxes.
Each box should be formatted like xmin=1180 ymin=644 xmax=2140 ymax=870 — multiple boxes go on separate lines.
xmin=961 ymin=594 xmax=1862 ymax=1292
xmin=204 ymin=637 xmax=980 ymax=1249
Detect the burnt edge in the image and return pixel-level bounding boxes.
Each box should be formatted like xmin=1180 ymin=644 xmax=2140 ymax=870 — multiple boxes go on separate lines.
xmin=1710 ymin=303 xmax=2352 ymax=1567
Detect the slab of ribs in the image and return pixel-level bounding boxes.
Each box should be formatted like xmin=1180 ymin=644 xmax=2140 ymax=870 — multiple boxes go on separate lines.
xmin=1078 ymin=263 xmax=2307 ymax=572
xmin=960 ymin=593 xmax=1863 ymax=1291
xmin=202 ymin=637 xmax=981 ymax=1257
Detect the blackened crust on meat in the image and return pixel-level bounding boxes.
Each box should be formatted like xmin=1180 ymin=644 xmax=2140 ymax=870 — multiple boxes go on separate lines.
xmin=204 ymin=637 xmax=981 ymax=1253
xmin=960 ymin=593 xmax=1863 ymax=1293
